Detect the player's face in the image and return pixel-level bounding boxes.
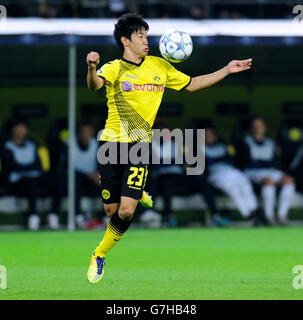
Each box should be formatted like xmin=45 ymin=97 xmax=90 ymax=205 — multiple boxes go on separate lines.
xmin=12 ymin=124 xmax=28 ymax=141
xmin=79 ymin=125 xmax=93 ymax=144
xmin=251 ymin=119 xmax=266 ymax=137
xmin=129 ymin=28 xmax=149 ymax=58
xmin=205 ymin=129 xmax=216 ymax=145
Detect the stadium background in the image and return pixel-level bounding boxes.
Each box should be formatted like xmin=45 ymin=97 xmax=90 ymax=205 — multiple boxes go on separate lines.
xmin=1 ymin=0 xmax=303 ymax=301
xmin=1 ymin=0 xmax=303 ymax=229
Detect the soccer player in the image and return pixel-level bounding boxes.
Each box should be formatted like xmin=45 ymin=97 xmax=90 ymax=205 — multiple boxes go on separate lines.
xmin=86 ymin=13 xmax=252 ymax=284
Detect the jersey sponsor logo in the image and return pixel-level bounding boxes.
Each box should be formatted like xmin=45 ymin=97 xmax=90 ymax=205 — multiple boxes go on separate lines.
xmin=121 ymin=81 xmax=133 ymax=91
xmin=121 ymin=81 xmax=164 ymax=92
xmin=102 ymin=189 xmax=111 ymax=200
xmin=134 ymin=83 xmax=164 ymax=92
xmin=134 ymin=84 xmax=164 ymax=92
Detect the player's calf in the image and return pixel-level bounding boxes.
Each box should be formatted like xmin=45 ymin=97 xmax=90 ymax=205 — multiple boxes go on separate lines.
xmin=104 ymin=203 xmax=119 ymax=218
xmin=87 ymin=211 xmax=134 ymax=284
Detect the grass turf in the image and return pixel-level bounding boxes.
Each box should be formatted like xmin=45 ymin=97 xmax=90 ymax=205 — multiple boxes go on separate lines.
xmin=0 ymin=227 xmax=303 ymax=300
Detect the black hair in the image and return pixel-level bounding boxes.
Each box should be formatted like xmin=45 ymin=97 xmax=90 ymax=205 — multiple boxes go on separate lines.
xmin=11 ymin=118 xmax=28 ymax=129
xmin=77 ymin=120 xmax=94 ymax=133
xmin=250 ymin=115 xmax=266 ymax=127
xmin=114 ymin=13 xmax=149 ymax=51
xmin=206 ymin=125 xmax=215 ymax=130
xmin=79 ymin=120 xmax=93 ymax=128
xmin=9 ymin=118 xmax=28 ymax=138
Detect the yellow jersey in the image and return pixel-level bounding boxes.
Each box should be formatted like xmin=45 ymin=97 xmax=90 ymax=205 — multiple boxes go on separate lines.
xmin=96 ymin=55 xmax=191 ymax=143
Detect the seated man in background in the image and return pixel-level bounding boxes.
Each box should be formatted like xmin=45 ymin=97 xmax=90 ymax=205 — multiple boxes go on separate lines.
xmin=147 ymin=124 xmax=184 ymax=227
xmin=1 ymin=119 xmax=43 ymax=230
xmin=243 ymin=116 xmax=295 ymax=225
xmin=146 ymin=121 xmax=227 ymax=227
xmin=50 ymin=121 xmax=100 ymax=229
xmin=74 ymin=121 xmax=100 ymax=227
xmin=203 ymin=125 xmax=262 ymax=226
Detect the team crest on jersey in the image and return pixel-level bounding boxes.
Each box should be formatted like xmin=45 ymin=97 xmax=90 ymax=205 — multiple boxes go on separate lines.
xmin=153 ymin=73 xmax=161 ymax=82
xmin=102 ymin=189 xmax=110 ymax=200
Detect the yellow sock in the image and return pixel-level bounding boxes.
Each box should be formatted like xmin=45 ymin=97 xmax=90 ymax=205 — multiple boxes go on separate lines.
xmin=94 ymin=213 xmax=132 ymax=258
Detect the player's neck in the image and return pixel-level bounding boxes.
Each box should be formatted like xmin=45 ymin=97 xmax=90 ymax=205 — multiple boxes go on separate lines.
xmin=253 ymin=134 xmax=265 ymax=142
xmin=13 ymin=137 xmax=25 ymax=146
xmin=122 ymin=51 xmax=144 ymax=65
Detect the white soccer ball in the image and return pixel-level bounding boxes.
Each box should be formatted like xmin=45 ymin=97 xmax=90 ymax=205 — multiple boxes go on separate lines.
xmin=159 ymin=29 xmax=193 ymax=63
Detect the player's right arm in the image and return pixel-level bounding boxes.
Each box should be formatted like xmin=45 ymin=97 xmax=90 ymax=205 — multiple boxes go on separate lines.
xmin=86 ymin=51 xmax=104 ymax=91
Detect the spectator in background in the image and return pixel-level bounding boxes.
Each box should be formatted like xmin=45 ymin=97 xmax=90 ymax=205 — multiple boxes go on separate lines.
xmin=108 ymin=0 xmax=127 ymax=18
xmin=243 ymin=116 xmax=295 ymax=225
xmin=74 ymin=121 xmax=100 ymax=226
xmin=189 ymin=5 xmax=208 ymax=20
xmin=146 ymin=121 xmax=227 ymax=227
xmin=145 ymin=122 xmax=183 ymax=227
xmin=49 ymin=121 xmax=100 ymax=229
xmin=203 ymin=126 xmax=262 ymax=226
xmin=39 ymin=1 xmax=59 ymax=18
xmin=1 ymin=119 xmax=43 ymax=230
xmin=288 ymin=141 xmax=303 ymax=193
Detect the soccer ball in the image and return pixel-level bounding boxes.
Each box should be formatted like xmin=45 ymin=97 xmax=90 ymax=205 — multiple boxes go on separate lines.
xmin=159 ymin=29 xmax=193 ymax=63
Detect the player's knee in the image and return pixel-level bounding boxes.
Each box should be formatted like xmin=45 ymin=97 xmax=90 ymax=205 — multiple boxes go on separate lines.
xmin=104 ymin=204 xmax=118 ymax=218
xmin=280 ymin=175 xmax=294 ymax=185
xmin=118 ymin=207 xmax=134 ymax=221
xmin=104 ymin=208 xmax=114 ymax=218
xmin=262 ymin=178 xmax=274 ymax=185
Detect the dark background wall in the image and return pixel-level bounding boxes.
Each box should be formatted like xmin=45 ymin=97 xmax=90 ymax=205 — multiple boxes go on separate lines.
xmin=1 ymin=43 xmax=303 ymax=145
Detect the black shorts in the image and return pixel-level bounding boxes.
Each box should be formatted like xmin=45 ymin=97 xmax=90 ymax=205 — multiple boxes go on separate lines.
xmin=98 ymin=141 xmax=150 ymax=204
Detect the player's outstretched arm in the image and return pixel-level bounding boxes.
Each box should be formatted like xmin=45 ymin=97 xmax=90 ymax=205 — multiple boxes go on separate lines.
xmin=186 ymin=58 xmax=252 ymax=93
xmin=86 ymin=51 xmax=104 ymax=91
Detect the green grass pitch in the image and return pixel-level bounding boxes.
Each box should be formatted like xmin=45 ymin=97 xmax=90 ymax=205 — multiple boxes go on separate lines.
xmin=0 ymin=227 xmax=303 ymax=300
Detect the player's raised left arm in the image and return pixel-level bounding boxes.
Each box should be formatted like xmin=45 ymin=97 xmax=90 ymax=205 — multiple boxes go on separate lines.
xmin=86 ymin=51 xmax=104 ymax=91
xmin=185 ymin=58 xmax=252 ymax=93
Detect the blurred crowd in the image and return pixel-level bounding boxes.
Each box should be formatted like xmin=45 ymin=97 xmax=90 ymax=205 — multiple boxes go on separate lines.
xmin=0 ymin=115 xmax=303 ymax=230
xmin=0 ymin=119 xmax=101 ymax=230
xmin=5 ymin=0 xmax=294 ymax=19
xmin=143 ymin=116 xmax=301 ymax=228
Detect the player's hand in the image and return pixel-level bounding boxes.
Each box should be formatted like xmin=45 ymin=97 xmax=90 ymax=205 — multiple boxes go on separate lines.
xmin=87 ymin=51 xmax=100 ymax=70
xmin=227 ymin=58 xmax=252 ymax=74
